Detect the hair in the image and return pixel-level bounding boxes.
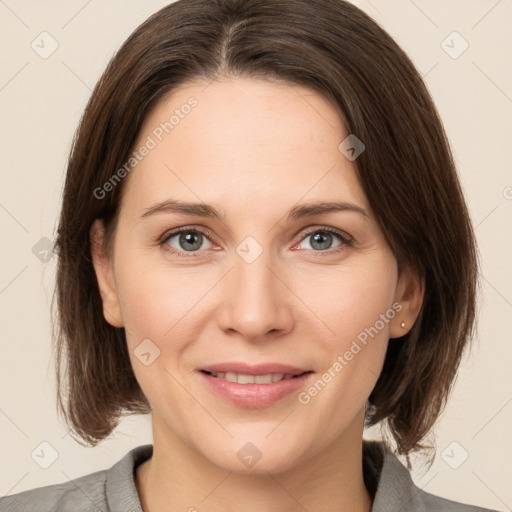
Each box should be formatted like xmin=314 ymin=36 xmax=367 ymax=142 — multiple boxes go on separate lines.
xmin=52 ymin=0 xmax=479 ymax=460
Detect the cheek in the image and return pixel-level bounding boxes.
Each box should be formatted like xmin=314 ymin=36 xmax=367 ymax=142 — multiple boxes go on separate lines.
xmin=302 ymin=253 xmax=397 ymax=343
xmin=116 ymin=264 xmax=205 ymax=412
xmin=113 ymin=234 xmax=201 ymax=331
xmin=114 ymin=251 xmax=220 ymax=370
xmin=297 ymin=254 xmax=397 ymax=394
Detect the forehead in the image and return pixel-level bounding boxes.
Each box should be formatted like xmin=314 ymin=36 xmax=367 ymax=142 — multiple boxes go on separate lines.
xmin=122 ymin=77 xmax=369 ymax=218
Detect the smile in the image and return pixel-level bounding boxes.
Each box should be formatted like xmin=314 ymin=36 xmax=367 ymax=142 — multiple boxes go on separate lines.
xmin=201 ymin=370 xmax=310 ymax=384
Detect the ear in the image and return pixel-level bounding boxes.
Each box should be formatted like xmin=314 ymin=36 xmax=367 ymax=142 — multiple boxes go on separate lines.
xmin=90 ymin=218 xmax=124 ymax=328
xmin=389 ymin=265 xmax=424 ymax=339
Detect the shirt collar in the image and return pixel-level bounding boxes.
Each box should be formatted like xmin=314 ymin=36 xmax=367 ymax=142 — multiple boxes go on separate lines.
xmin=106 ymin=440 xmax=421 ymax=511
xmin=364 ymin=440 xmax=427 ymax=510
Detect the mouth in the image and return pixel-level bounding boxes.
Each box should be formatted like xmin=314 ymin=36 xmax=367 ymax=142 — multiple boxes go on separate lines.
xmin=200 ymin=369 xmax=313 ymax=384
xmin=197 ymin=368 xmax=315 ymax=408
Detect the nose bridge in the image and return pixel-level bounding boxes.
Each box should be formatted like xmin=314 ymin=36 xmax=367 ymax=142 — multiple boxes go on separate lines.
xmin=236 ymin=245 xmax=275 ymax=296
xmin=218 ymin=239 xmax=293 ymax=338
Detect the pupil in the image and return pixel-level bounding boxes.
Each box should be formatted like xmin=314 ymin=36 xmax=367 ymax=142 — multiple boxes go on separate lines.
xmin=180 ymin=232 xmax=202 ymax=251
xmin=312 ymin=232 xmax=331 ymax=250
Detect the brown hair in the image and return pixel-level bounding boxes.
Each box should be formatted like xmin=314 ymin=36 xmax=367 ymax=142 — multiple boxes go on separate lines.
xmin=52 ymin=0 xmax=478 ymax=458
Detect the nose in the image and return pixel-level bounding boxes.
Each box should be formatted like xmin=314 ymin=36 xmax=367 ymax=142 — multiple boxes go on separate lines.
xmin=217 ymin=248 xmax=295 ymax=341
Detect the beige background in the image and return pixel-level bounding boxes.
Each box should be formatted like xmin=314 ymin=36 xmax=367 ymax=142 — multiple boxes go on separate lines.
xmin=0 ymin=0 xmax=510 ymax=509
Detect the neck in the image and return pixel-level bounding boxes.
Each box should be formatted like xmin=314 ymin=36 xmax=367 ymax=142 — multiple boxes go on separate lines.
xmin=136 ymin=408 xmax=373 ymax=512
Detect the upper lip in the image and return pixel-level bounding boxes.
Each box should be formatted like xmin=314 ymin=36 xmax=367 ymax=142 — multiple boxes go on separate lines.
xmin=199 ymin=362 xmax=313 ymax=376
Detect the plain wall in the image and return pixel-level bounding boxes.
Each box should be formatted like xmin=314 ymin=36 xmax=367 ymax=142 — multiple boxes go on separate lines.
xmin=0 ymin=1 xmax=510 ymax=510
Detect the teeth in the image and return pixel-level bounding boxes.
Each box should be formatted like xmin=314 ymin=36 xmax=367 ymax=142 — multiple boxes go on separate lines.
xmin=209 ymin=372 xmax=297 ymax=384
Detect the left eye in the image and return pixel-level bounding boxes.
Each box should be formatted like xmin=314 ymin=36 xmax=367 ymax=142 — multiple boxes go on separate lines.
xmin=295 ymin=228 xmax=349 ymax=252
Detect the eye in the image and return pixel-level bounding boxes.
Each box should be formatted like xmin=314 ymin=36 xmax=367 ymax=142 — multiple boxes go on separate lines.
xmin=161 ymin=226 xmax=216 ymax=257
xmin=293 ymin=226 xmax=353 ymax=254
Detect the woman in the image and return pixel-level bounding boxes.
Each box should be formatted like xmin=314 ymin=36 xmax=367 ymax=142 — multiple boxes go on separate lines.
xmin=0 ymin=0 xmax=499 ymax=510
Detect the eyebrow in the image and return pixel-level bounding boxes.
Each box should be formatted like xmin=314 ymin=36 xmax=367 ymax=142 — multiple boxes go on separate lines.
xmin=139 ymin=199 xmax=369 ymax=221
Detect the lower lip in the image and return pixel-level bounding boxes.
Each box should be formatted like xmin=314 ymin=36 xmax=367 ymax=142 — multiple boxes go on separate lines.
xmin=198 ymin=371 xmax=314 ymax=408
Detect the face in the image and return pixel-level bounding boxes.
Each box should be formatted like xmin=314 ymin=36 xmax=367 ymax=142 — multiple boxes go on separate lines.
xmin=91 ymin=76 xmax=420 ymax=475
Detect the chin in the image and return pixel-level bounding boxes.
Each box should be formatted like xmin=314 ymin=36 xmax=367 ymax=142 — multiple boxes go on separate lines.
xmin=204 ymin=442 xmax=306 ymax=476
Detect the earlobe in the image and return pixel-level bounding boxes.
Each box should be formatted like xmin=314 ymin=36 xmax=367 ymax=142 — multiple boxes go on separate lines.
xmin=389 ymin=266 xmax=424 ymax=339
xmin=90 ymin=219 xmax=124 ymax=328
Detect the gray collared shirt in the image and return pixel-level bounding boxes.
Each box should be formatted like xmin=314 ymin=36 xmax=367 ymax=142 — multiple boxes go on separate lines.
xmin=0 ymin=441 xmax=498 ymax=511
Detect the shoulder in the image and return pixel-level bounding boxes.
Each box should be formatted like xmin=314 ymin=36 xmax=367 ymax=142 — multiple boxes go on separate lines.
xmin=364 ymin=439 xmax=500 ymax=512
xmin=0 ymin=468 xmax=109 ymax=512
xmin=417 ymin=489 xmax=498 ymax=511
xmin=0 ymin=444 xmax=152 ymax=512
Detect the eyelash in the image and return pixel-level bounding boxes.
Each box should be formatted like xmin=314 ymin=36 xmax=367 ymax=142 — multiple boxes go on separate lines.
xmin=159 ymin=225 xmax=354 ymax=258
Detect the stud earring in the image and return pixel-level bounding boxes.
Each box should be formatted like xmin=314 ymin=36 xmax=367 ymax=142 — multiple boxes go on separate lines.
xmin=400 ymin=321 xmax=406 ymax=328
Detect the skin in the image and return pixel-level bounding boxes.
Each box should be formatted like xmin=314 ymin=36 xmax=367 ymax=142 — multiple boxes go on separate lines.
xmin=91 ymin=76 xmax=423 ymax=512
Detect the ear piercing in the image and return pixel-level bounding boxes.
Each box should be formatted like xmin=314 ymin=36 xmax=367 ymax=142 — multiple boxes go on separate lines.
xmin=400 ymin=321 xmax=406 ymax=329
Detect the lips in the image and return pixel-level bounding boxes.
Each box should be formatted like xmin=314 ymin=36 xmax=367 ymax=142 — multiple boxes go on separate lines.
xmin=199 ymin=362 xmax=312 ymax=376
xmin=198 ymin=368 xmax=315 ymax=407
